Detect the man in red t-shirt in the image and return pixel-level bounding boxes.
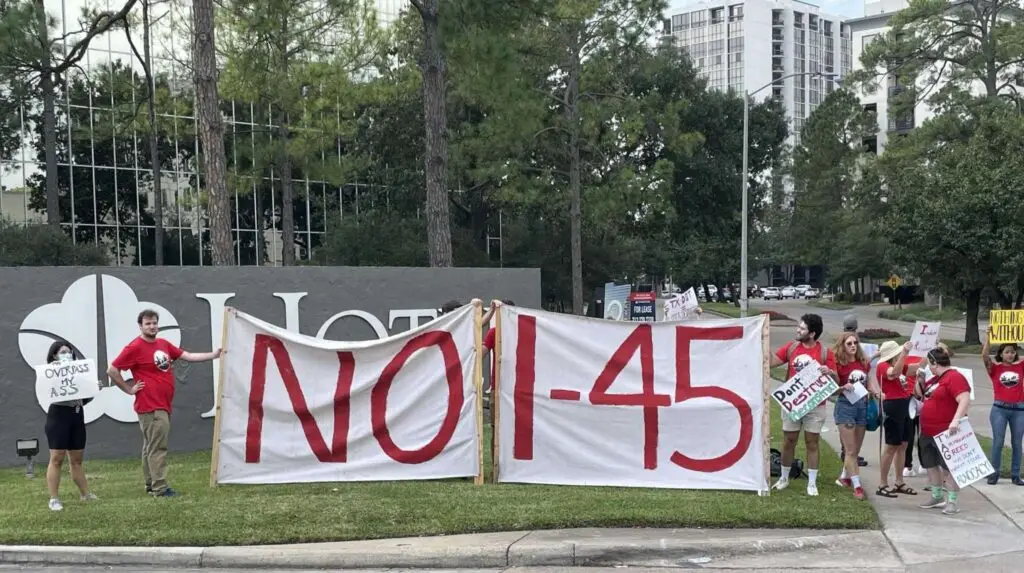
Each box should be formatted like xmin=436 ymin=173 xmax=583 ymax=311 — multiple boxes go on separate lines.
xmin=107 ymin=309 xmax=222 ymax=497
xmin=769 ymin=313 xmax=838 ymax=496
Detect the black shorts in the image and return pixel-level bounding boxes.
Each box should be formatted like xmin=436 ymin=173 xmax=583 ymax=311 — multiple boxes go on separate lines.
xmin=882 ymin=398 xmax=913 ymax=446
xmin=45 ymin=404 xmax=87 ymax=451
xmin=919 ymin=435 xmax=947 ymax=470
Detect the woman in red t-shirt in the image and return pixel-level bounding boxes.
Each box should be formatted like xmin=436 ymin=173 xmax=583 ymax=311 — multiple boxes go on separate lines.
xmin=981 ymin=326 xmax=1024 ymax=486
xmin=915 ymin=347 xmax=972 ymax=515
xmin=831 ymin=333 xmax=881 ymax=501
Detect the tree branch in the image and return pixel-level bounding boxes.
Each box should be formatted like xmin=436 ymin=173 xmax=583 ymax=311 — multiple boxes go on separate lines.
xmin=53 ymin=0 xmax=140 ymax=75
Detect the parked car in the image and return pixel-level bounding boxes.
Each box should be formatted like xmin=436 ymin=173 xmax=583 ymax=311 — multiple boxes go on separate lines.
xmin=762 ymin=286 xmax=781 ymax=300
xmin=781 ymin=286 xmax=797 ymax=299
xmin=804 ymin=287 xmax=821 ymax=299
xmin=795 ymin=284 xmax=812 ymax=296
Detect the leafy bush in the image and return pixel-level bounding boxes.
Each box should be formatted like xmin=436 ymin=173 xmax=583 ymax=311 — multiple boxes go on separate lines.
xmin=833 ymin=292 xmax=850 ymax=303
xmin=0 ymin=219 xmax=109 ymax=266
xmin=859 ymin=328 xmax=900 ymax=340
xmin=760 ymin=310 xmax=792 ymax=321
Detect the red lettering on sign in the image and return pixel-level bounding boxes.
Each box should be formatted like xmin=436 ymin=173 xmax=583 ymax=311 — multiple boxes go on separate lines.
xmin=588 ymin=324 xmax=671 ymax=469
xmin=245 ymin=334 xmax=354 ymax=463
xmin=372 ymin=330 xmax=463 ymax=464
xmin=670 ymin=326 xmax=753 ymax=473
xmin=513 ymin=315 xmax=538 ymax=460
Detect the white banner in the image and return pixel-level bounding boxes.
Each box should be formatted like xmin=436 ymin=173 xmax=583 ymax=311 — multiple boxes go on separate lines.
xmin=214 ymin=305 xmax=481 ymax=485
xmin=34 ymin=359 xmax=99 ymax=406
xmin=934 ymin=419 xmax=993 ymax=488
xmin=495 ymin=306 xmax=769 ymax=491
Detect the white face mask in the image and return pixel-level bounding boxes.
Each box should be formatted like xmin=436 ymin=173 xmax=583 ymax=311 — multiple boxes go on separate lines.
xmin=57 ymin=351 xmax=72 ymax=363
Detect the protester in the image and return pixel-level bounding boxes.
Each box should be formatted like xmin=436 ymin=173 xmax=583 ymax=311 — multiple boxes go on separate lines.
xmin=770 ymin=313 xmax=837 ymax=496
xmin=107 ymin=309 xmax=222 ymax=497
xmin=482 ymin=300 xmax=515 ymax=394
xmin=916 ymin=346 xmax=972 ymax=514
xmin=839 ymin=315 xmax=868 ymax=468
xmin=439 ymin=300 xmax=462 ymax=315
xmin=43 ymin=340 xmax=99 ymax=511
xmin=981 ymin=326 xmax=1024 ymax=485
xmin=832 ymin=332 xmax=881 ymax=500
xmin=874 ymin=340 xmax=922 ymax=498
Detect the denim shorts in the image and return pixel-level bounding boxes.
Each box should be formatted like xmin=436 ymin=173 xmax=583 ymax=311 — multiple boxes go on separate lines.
xmin=834 ymin=394 xmax=868 ymax=426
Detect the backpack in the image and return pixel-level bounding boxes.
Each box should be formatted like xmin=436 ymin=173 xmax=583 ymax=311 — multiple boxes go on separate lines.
xmin=865 ymin=397 xmax=881 ymax=432
xmin=769 ymin=448 xmax=805 ymax=479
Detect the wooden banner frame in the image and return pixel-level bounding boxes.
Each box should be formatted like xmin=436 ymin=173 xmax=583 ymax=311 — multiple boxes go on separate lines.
xmin=208 ymin=307 xmax=232 ymax=487
xmin=473 ymin=299 xmax=485 ymax=486
xmin=759 ymin=314 xmax=772 ymax=496
xmin=491 ymin=299 xmax=503 ymax=483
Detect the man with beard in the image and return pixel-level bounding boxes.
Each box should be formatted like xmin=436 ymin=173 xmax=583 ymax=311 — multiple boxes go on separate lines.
xmin=770 ymin=313 xmax=838 ymax=496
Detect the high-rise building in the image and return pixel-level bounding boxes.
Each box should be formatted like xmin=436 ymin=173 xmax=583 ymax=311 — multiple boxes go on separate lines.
xmin=664 ymin=0 xmax=851 ymax=143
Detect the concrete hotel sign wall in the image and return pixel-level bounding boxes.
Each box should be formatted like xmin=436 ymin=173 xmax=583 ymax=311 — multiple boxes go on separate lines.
xmin=1 ymin=266 xmax=540 ymax=466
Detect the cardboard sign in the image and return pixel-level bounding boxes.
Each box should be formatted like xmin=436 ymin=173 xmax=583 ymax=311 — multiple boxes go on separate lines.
xmin=989 ymin=310 xmax=1024 ymax=344
xmin=664 ymin=288 xmax=699 ymax=322
xmin=772 ymin=359 xmax=838 ymax=422
xmin=909 ymin=321 xmax=941 ymax=357
xmin=34 ymin=359 xmax=99 ymax=406
xmin=934 ymin=419 xmax=994 ymax=488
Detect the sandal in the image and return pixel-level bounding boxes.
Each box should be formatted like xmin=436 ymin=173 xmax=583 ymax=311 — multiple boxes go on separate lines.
xmin=893 ymin=483 xmax=918 ymax=495
xmin=876 ymin=485 xmax=898 ymax=498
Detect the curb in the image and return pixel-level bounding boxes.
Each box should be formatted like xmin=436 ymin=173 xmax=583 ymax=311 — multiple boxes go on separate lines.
xmin=0 ymin=529 xmax=886 ymax=569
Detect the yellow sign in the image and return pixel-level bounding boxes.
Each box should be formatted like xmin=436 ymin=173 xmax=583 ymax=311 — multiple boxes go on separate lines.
xmin=887 ymin=275 xmax=903 ymax=289
xmin=989 ymin=310 xmax=1024 ymax=344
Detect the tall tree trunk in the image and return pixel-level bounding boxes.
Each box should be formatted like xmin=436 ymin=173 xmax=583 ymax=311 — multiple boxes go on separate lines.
xmin=566 ymin=32 xmax=583 ymax=315
xmin=142 ymin=0 xmax=164 ymax=264
xmin=965 ymin=288 xmax=982 ymax=345
xmin=35 ymin=0 xmax=59 ymax=226
xmin=414 ymin=0 xmax=453 ymax=267
xmin=277 ymin=119 xmax=296 ymax=266
xmin=192 ymin=0 xmax=234 ymax=265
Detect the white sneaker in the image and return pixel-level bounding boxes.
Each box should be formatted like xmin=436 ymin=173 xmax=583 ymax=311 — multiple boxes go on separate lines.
xmin=903 ymin=468 xmax=914 ymax=478
xmin=773 ymin=478 xmax=790 ymax=491
xmin=80 ymin=493 xmax=98 ymax=501
xmin=807 ymin=483 xmax=819 ymax=496
xmin=915 ymin=465 xmax=926 ymax=476
xmin=48 ymin=498 xmax=63 ymax=511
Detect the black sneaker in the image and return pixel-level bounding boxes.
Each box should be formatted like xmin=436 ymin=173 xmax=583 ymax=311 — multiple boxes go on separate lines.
xmin=145 ymin=485 xmax=153 ymax=495
xmin=858 ymin=457 xmax=868 ymax=467
xmin=154 ymin=487 xmax=179 ymax=497
xmin=987 ymin=474 xmax=1000 ymax=485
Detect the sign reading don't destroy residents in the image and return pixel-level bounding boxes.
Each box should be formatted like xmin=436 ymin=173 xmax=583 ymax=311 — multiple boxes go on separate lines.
xmin=2 ymin=266 xmax=539 ymax=467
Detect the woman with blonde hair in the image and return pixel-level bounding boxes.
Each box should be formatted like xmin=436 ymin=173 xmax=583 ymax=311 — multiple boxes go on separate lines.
xmin=832 ymin=332 xmax=881 ymax=500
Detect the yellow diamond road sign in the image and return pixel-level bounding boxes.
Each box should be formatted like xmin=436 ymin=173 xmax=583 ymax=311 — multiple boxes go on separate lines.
xmin=887 ymin=275 xmax=902 ymax=289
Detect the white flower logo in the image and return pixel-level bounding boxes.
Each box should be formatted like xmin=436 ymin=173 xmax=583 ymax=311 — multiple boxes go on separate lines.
xmin=849 ymin=370 xmax=867 ymax=385
xmin=793 ymin=355 xmax=812 ymax=372
xmin=153 ymin=350 xmax=171 ymax=372
xmin=999 ymin=371 xmax=1020 ymax=388
xmin=19 ymin=274 xmax=180 ymax=424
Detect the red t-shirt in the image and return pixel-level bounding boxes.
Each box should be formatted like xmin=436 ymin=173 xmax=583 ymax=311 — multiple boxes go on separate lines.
xmin=483 ymin=328 xmax=496 ymax=386
xmin=919 ymin=369 xmax=972 ymax=437
xmin=875 ymin=355 xmax=921 ymax=400
xmin=111 ymin=337 xmax=183 ymax=414
xmin=775 ymin=341 xmax=837 ymax=380
xmin=837 ymin=360 xmax=870 ymax=388
xmin=990 ymin=361 xmax=1024 ymax=403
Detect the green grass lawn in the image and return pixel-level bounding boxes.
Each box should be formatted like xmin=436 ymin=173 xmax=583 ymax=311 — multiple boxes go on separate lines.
xmin=703 ymin=301 xmax=750 ymax=318
xmin=975 ymin=434 xmax=1019 ymax=479
xmin=878 ymin=303 xmax=965 ymax=323
xmin=0 ymin=406 xmax=878 ymax=546
xmin=808 ymin=300 xmax=854 ymax=311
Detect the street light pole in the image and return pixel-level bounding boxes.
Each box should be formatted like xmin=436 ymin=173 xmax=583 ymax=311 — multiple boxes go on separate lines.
xmin=739 ymin=71 xmax=837 ymax=318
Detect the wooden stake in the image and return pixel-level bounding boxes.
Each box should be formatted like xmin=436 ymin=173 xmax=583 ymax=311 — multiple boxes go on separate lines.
xmin=760 ymin=314 xmax=772 ymax=496
xmin=209 ymin=307 xmax=231 ymax=488
xmin=473 ymin=300 xmax=485 ymax=486
xmin=491 ymin=299 xmax=503 ymax=484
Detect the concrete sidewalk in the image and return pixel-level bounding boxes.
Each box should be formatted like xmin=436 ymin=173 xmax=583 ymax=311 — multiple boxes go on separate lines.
xmin=817 ymin=403 xmax=1024 ymax=570
xmin=0 ymin=528 xmax=895 ymax=570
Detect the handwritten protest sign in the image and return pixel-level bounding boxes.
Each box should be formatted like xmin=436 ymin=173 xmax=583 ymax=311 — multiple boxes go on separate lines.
xmin=909 ymin=321 xmax=940 ymax=357
xmin=33 ymin=359 xmax=98 ymax=406
xmin=664 ymin=288 xmax=699 ymax=322
xmin=772 ymin=359 xmax=838 ymax=422
xmin=860 ymin=342 xmax=880 ymax=370
xmin=989 ymin=310 xmax=1024 ymax=344
xmin=934 ymin=419 xmax=994 ymax=488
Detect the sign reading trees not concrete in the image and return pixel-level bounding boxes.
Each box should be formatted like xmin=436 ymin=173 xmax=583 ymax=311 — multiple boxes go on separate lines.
xmin=990 ymin=310 xmax=1024 ymax=344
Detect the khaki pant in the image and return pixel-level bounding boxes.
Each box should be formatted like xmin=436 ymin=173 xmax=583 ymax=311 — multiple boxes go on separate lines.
xmin=139 ymin=410 xmax=170 ymax=494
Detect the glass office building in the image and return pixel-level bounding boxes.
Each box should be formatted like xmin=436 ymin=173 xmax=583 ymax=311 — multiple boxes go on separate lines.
xmin=0 ymin=0 xmax=405 ymax=266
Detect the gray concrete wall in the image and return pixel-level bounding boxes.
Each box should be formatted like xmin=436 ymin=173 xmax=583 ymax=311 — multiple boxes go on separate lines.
xmin=1 ymin=266 xmax=540 ymax=466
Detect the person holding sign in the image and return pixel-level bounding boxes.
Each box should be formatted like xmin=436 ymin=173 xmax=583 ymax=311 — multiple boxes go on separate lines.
xmin=42 ymin=340 xmax=99 ymax=511
xmin=980 ymin=327 xmax=1024 ymax=486
xmin=108 ymin=309 xmax=223 ymax=498
xmin=874 ymin=340 xmax=923 ymax=498
xmin=916 ymin=347 xmax=972 ymax=515
xmin=831 ymin=333 xmax=881 ymax=501
xmin=770 ymin=314 xmax=838 ymax=496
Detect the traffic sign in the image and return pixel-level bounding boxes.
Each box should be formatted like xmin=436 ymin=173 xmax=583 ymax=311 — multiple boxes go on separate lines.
xmin=887 ymin=275 xmax=903 ymax=290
